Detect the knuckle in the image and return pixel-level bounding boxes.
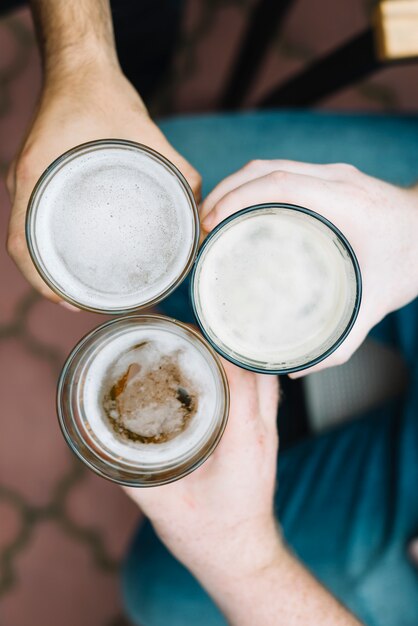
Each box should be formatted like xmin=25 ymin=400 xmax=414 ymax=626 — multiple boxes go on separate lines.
xmin=270 ymin=170 xmax=288 ymax=184
xmin=14 ymin=145 xmax=38 ymax=182
xmin=256 ymin=431 xmax=267 ymax=448
xmin=7 ymin=231 xmax=26 ymax=259
xmin=192 ymin=170 xmax=202 ymax=186
xmin=332 ymin=163 xmax=359 ymax=177
xmin=244 ymin=159 xmax=264 ymax=171
xmin=215 ymin=192 xmax=240 ymax=219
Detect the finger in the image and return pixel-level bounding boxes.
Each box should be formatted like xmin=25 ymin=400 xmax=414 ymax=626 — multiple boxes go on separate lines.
xmin=288 ymin=317 xmax=369 ymax=379
xmin=216 ymin=359 xmax=260 ymax=453
xmin=138 ymin=124 xmax=202 ymax=203
xmin=8 ymin=237 xmax=63 ymax=303
xmin=202 ymin=171 xmax=338 ymax=231
xmin=201 ymin=160 xmax=346 ymax=222
xmin=255 ymin=373 xmax=279 ymax=436
xmin=153 ymin=143 xmax=202 ymax=203
xmin=172 ymin=153 xmax=202 ymax=204
xmin=8 ymin=199 xmax=63 ymax=303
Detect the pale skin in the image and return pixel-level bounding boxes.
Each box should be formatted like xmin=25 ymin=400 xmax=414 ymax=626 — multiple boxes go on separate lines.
xmin=6 ymin=0 xmax=418 ymax=618
xmin=201 ymin=161 xmax=418 ymax=376
xmin=6 ymin=0 xmax=201 ymax=304
xmin=200 ymin=163 xmax=418 ymax=566
xmin=125 ymin=360 xmax=361 ymax=626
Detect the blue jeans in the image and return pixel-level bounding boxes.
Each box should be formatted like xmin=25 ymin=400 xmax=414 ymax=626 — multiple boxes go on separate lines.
xmin=122 ymin=112 xmax=418 ymax=626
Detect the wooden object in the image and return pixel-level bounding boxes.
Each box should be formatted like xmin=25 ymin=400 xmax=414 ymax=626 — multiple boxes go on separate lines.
xmin=373 ymin=0 xmax=418 ymax=60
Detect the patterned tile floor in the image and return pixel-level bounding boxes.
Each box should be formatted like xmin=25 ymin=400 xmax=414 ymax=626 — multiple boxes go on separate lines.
xmin=0 ymin=11 xmax=140 ymax=626
xmin=1 ymin=2 xmax=417 ymax=625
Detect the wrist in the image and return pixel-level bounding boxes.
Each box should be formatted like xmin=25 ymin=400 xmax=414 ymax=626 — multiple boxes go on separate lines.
xmin=43 ymin=39 xmax=119 ymax=86
xmin=198 ymin=541 xmax=361 ymax=626
xmin=197 ymin=537 xmax=296 ymax=625
xmin=30 ymin=0 xmax=119 ymax=84
xmin=190 ymin=518 xmax=284 ymax=593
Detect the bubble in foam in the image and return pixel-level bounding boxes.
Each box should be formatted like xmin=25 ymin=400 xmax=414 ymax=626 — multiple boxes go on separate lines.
xmin=102 ymin=342 xmax=198 ymax=444
xmin=29 ymin=141 xmax=197 ymax=311
xmin=57 ymin=315 xmax=229 ymax=486
xmin=80 ymin=318 xmax=225 ymax=468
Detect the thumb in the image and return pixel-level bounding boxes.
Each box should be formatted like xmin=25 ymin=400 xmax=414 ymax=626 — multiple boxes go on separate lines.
xmin=8 ymin=191 xmax=64 ymax=304
xmin=215 ymin=359 xmax=260 ymax=454
xmin=255 ymin=373 xmax=279 ymax=436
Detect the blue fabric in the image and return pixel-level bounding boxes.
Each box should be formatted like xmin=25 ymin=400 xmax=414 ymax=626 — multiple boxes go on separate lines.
xmin=123 ymin=111 xmax=418 ymax=626
xmin=155 ymin=110 xmax=418 ymax=324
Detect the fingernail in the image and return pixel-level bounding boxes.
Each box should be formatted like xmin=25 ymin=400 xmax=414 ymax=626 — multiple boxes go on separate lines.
xmin=59 ymin=301 xmax=80 ymax=312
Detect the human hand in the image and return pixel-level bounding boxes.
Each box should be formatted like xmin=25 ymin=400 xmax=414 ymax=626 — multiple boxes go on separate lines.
xmin=124 ymin=359 xmax=282 ymax=588
xmin=6 ymin=63 xmax=201 ymax=304
xmin=201 ymin=160 xmax=418 ymax=376
xmin=124 ymin=360 xmax=363 ymax=626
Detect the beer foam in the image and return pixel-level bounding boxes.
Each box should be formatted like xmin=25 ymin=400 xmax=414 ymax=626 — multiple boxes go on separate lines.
xmin=194 ymin=208 xmax=357 ymax=369
xmin=31 ymin=143 xmax=196 ymax=310
xmin=82 ymin=321 xmax=222 ymax=467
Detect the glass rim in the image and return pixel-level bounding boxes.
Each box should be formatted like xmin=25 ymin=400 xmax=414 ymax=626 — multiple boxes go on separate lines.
xmin=26 ymin=139 xmax=200 ymax=315
xmin=190 ymin=202 xmax=362 ymax=375
xmin=56 ymin=314 xmax=230 ymax=487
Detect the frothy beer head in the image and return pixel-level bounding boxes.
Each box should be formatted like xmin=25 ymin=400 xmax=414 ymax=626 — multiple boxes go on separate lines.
xmin=192 ymin=204 xmax=361 ymax=373
xmin=27 ymin=140 xmax=198 ymax=312
xmin=57 ymin=316 xmax=229 ymax=486
xmin=102 ymin=343 xmax=199 ymax=445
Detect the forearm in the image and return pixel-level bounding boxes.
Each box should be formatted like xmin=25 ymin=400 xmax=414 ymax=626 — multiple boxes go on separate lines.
xmin=29 ymin=0 xmax=119 ymax=80
xmin=199 ymin=543 xmax=361 ymax=626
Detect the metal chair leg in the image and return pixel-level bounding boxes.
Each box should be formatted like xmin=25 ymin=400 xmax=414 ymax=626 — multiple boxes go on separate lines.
xmin=257 ymin=29 xmax=381 ymax=108
xmin=220 ymin=0 xmax=295 ymax=110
